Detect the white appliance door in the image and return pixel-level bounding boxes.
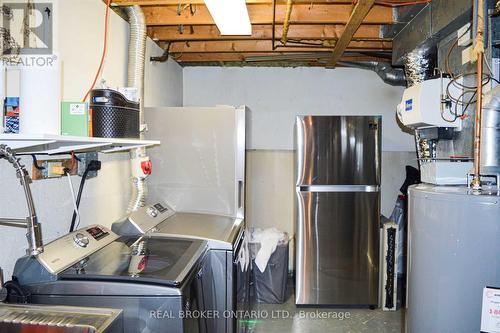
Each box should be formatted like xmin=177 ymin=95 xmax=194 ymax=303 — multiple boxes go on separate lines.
xmin=146 ymin=106 xmax=246 ymax=218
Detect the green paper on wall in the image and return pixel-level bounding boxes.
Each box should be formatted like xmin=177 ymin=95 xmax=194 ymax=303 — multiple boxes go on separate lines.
xmin=61 ymin=102 xmax=88 ymax=137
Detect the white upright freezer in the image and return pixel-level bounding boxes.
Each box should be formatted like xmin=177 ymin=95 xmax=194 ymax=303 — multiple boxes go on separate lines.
xmin=145 ymin=106 xmax=246 ymax=218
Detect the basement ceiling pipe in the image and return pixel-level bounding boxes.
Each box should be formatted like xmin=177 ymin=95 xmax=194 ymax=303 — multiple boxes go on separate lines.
xmin=125 ymin=5 xmax=150 ymax=213
xmin=280 ymin=0 xmax=293 ymax=45
xmin=336 ymin=61 xmax=407 ymax=86
xmin=471 ymin=0 xmax=486 ymax=191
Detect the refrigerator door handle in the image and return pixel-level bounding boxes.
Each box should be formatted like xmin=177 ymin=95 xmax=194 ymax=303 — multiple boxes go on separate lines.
xmin=298 ymin=185 xmax=380 ymax=193
xmin=238 ymin=180 xmax=244 ymax=209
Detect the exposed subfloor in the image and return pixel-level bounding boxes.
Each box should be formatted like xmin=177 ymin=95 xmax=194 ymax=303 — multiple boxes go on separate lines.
xmin=242 ymin=279 xmax=405 ymax=333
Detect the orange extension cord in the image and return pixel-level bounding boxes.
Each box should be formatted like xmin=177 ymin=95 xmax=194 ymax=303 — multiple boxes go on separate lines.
xmin=82 ymin=0 xmax=111 ymax=102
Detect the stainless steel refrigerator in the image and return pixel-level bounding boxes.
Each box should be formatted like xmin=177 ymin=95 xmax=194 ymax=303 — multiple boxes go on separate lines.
xmin=295 ymin=115 xmax=381 ymax=306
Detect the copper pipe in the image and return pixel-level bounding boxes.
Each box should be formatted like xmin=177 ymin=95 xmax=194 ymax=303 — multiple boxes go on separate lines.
xmin=272 ymin=0 xmax=277 ymax=50
xmin=280 ymin=0 xmax=293 ymax=45
xmin=471 ymin=0 xmax=485 ymax=190
xmin=472 ymin=55 xmax=484 ymax=190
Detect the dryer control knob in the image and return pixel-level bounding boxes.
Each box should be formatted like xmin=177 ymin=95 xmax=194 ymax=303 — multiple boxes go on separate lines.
xmin=147 ymin=207 xmax=158 ymax=218
xmin=74 ymin=233 xmax=90 ymax=248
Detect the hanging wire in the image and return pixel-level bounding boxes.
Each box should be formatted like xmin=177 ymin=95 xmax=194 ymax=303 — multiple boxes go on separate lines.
xmin=442 ymin=22 xmax=496 ymax=124
xmin=440 ymin=21 xmax=497 ymax=123
xmin=31 ymin=155 xmax=45 ymax=171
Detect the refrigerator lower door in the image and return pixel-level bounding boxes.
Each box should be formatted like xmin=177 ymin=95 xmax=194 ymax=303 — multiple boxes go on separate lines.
xmin=295 ymin=189 xmax=380 ymax=306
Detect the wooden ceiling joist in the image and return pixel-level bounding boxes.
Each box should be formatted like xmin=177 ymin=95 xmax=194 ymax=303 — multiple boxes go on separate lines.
xmin=112 ymin=0 xmax=374 ymax=6
xmin=328 ymin=0 xmax=376 ymax=67
xmin=149 ymin=24 xmax=384 ymax=42
xmin=142 ymin=4 xmax=393 ymax=26
xmin=168 ymin=40 xmax=391 ymax=53
xmin=106 ymin=0 xmax=420 ymax=66
xmin=173 ymin=52 xmax=389 ymax=62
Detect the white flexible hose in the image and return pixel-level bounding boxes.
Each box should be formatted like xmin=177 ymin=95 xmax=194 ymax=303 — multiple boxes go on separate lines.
xmin=124 ymin=5 xmax=147 ymax=128
xmin=66 ymin=173 xmax=81 ymax=230
xmin=127 ymin=175 xmax=148 ymax=214
xmin=125 ymin=5 xmax=149 ymax=213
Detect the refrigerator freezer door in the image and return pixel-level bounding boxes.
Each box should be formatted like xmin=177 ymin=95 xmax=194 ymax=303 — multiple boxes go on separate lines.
xmin=296 ymin=116 xmax=381 ymax=186
xmin=295 ymin=190 xmax=380 ymax=306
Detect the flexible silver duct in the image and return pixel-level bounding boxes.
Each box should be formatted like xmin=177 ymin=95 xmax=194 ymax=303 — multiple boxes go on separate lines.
xmin=337 ymin=61 xmax=407 ymax=86
xmin=403 ymin=49 xmax=435 ymax=87
xmin=125 ymin=5 xmax=148 ymax=213
xmin=124 ymin=5 xmax=147 ymax=128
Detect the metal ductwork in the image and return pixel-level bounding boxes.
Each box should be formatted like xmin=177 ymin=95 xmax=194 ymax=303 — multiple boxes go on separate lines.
xmin=403 ymin=49 xmax=436 ymax=87
xmin=391 ymin=0 xmax=472 ymax=66
xmin=125 ymin=5 xmax=150 ymax=213
xmin=337 ymin=61 xmax=407 ymax=86
xmin=481 ymin=85 xmax=500 ymax=180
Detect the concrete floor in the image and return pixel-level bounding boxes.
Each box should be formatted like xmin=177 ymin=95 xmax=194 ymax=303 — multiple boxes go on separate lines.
xmin=241 ymin=280 xmax=405 ymax=333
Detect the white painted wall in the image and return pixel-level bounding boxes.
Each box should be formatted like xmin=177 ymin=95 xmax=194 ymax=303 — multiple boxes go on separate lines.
xmin=183 ymin=67 xmax=414 ymax=151
xmin=183 ymin=67 xmax=417 ymax=269
xmin=0 ymin=0 xmax=183 ymax=279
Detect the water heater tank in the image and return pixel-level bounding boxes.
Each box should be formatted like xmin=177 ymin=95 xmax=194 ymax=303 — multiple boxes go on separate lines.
xmin=407 ymin=184 xmax=500 ymax=333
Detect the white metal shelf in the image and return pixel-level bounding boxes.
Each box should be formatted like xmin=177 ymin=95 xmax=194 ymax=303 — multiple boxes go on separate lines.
xmin=0 ymin=134 xmax=160 ymax=155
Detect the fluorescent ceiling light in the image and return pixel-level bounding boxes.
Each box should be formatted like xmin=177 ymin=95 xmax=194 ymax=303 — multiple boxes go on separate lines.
xmin=204 ymin=0 xmax=252 ymax=35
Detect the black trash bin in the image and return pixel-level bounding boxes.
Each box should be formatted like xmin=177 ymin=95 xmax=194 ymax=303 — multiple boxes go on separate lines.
xmin=250 ymin=233 xmax=289 ymax=304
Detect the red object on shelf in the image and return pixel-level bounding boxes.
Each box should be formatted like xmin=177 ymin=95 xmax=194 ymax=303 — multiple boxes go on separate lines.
xmin=141 ymin=160 xmax=152 ymax=175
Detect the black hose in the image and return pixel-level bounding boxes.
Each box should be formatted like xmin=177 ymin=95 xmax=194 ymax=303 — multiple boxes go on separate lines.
xmin=3 ymin=280 xmax=30 ymax=303
xmin=69 ymin=160 xmax=101 ymax=233
xmin=31 ymin=155 xmax=45 ymax=171
xmin=69 ymin=168 xmax=90 ymax=233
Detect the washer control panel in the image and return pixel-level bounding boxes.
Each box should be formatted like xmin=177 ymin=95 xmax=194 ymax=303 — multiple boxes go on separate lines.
xmin=128 ymin=202 xmax=175 ymax=234
xmin=37 ymin=225 xmax=119 ymax=274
